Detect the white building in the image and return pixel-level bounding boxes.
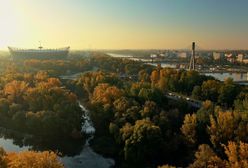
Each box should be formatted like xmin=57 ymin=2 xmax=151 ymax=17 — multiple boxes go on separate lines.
xmin=177 ymin=52 xmax=187 ymax=58
xmin=213 ymin=52 xmax=221 ymax=60
xmin=237 ymin=54 xmax=248 ymax=64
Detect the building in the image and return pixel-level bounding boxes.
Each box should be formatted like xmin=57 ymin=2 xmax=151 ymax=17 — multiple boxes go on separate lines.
xmin=237 ymin=54 xmax=244 ymax=62
xmin=8 ymin=46 xmax=70 ymax=60
xmin=177 ymin=52 xmax=187 ymax=58
xmin=237 ymin=54 xmax=248 ymax=64
xmin=213 ymin=52 xmax=221 ymax=60
xmin=225 ymin=53 xmax=235 ymax=63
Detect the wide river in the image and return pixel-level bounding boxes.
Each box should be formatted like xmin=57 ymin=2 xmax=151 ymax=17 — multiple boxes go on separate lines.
xmin=107 ymin=53 xmax=248 ymax=82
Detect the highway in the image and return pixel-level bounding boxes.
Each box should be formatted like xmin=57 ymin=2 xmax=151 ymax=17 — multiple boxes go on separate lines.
xmin=165 ymin=91 xmax=202 ymax=108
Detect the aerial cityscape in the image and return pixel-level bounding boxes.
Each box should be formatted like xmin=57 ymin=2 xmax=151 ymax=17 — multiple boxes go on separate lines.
xmin=0 ymin=0 xmax=248 ymax=168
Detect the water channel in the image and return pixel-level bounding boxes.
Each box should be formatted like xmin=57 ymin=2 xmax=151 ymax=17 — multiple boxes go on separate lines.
xmin=0 ymin=102 xmax=115 ymax=168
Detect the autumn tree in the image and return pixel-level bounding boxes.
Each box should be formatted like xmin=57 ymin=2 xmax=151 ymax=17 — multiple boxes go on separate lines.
xmin=189 ymin=144 xmax=224 ymax=168
xmin=150 ymin=70 xmax=160 ymax=87
xmin=189 ymin=141 xmax=248 ymax=168
xmin=4 ymin=80 xmax=29 ymax=103
xmin=5 ymin=151 xmax=63 ymax=168
xmin=181 ymin=114 xmax=197 ymax=144
xmin=224 ymin=141 xmax=248 ymax=168
xmin=91 ymin=83 xmax=123 ymax=106
xmin=208 ymin=110 xmax=248 ymax=147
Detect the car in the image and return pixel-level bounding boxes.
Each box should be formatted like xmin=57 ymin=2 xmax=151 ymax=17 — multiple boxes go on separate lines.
xmin=186 ymin=97 xmax=190 ymax=101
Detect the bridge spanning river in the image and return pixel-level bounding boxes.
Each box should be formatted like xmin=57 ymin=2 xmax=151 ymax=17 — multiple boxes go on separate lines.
xmin=107 ymin=53 xmax=248 ymax=84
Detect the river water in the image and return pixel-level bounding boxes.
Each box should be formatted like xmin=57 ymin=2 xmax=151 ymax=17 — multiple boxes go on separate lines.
xmin=107 ymin=53 xmax=248 ymax=82
xmin=0 ymin=102 xmax=115 ymax=168
xmin=204 ymin=72 xmax=248 ymax=82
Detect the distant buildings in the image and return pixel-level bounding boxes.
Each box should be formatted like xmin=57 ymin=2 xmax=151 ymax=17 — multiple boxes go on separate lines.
xmin=236 ymin=54 xmax=248 ymax=64
xmin=213 ymin=52 xmax=221 ymax=60
xmin=237 ymin=54 xmax=244 ymax=62
xmin=225 ymin=53 xmax=235 ymax=63
xmin=177 ymin=52 xmax=187 ymax=58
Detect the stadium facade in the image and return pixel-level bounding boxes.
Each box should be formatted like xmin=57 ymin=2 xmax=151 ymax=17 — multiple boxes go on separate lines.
xmin=8 ymin=46 xmax=70 ymax=60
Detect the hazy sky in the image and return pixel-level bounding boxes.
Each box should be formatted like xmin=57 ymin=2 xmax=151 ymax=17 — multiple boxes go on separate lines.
xmin=0 ymin=0 xmax=248 ymax=50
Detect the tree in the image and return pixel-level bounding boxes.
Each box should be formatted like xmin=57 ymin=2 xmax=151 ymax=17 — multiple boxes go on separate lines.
xmin=181 ymin=114 xmax=197 ymax=144
xmin=140 ymin=101 xmax=158 ymax=118
xmin=113 ymin=97 xmax=131 ymax=113
xmin=123 ymin=119 xmax=162 ymax=165
xmin=208 ymin=111 xmax=248 ymax=147
xmin=5 ymin=151 xmax=63 ymax=168
xmin=91 ymin=83 xmax=123 ymax=105
xmin=218 ymin=78 xmax=239 ymax=107
xmin=197 ymin=100 xmax=214 ymax=122
xmin=189 ymin=144 xmax=224 ymax=168
xmin=224 ymin=141 xmax=248 ymax=168
xmin=138 ymin=69 xmax=150 ymax=82
xmin=201 ymin=80 xmax=221 ymax=102
xmin=150 ymin=70 xmax=160 ymax=87
xmin=158 ymin=165 xmax=176 ymax=168
xmin=0 ymin=98 xmax=9 ymax=117
xmin=192 ymin=86 xmax=202 ymax=100
xmin=4 ymin=80 xmax=29 ymax=103
xmin=0 ymin=147 xmax=7 ymax=168
xmin=190 ymin=141 xmax=248 ymax=168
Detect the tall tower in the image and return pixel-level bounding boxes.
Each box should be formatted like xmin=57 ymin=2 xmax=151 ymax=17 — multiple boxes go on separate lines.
xmin=189 ymin=42 xmax=195 ymax=70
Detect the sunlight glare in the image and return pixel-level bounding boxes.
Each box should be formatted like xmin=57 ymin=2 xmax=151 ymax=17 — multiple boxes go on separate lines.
xmin=0 ymin=0 xmax=20 ymax=48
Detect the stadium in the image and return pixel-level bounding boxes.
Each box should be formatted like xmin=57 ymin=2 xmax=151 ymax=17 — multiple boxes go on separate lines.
xmin=8 ymin=46 xmax=70 ymax=59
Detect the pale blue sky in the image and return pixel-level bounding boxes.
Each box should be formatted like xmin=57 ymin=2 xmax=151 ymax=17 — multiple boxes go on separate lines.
xmin=0 ymin=0 xmax=248 ymax=49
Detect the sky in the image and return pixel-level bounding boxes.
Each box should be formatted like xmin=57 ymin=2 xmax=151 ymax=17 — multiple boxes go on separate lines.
xmin=0 ymin=0 xmax=248 ymax=50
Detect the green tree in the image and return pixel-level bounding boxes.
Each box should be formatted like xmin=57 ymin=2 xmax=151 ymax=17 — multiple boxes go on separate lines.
xmin=201 ymin=80 xmax=221 ymax=102
xmin=124 ymin=119 xmax=162 ymax=165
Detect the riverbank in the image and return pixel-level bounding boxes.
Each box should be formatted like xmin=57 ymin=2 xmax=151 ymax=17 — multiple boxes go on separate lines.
xmin=0 ymin=101 xmax=115 ymax=168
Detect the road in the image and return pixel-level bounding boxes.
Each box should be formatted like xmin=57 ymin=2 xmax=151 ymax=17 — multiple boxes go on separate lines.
xmin=165 ymin=91 xmax=202 ymax=108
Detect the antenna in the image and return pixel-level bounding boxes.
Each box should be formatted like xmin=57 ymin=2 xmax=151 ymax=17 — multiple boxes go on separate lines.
xmin=38 ymin=41 xmax=43 ymax=50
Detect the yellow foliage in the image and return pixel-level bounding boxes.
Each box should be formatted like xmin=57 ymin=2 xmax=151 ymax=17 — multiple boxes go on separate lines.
xmin=189 ymin=144 xmax=225 ymax=168
xmin=158 ymin=165 xmax=176 ymax=168
xmin=208 ymin=111 xmax=248 ymax=147
xmin=91 ymin=83 xmax=123 ymax=105
xmin=5 ymin=151 xmax=64 ymax=168
xmin=224 ymin=141 xmax=248 ymax=168
xmin=181 ymin=113 xmax=197 ymax=144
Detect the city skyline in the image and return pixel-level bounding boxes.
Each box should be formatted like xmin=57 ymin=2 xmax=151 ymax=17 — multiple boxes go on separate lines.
xmin=1 ymin=0 xmax=248 ymax=50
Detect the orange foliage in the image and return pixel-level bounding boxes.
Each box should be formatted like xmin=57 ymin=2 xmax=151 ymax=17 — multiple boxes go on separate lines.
xmin=5 ymin=151 xmax=63 ymax=168
xmin=91 ymin=83 xmax=123 ymax=105
xmin=224 ymin=141 xmax=248 ymax=168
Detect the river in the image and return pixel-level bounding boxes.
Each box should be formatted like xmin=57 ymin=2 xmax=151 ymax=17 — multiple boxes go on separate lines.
xmin=0 ymin=100 xmax=115 ymax=168
xmin=204 ymin=72 xmax=248 ymax=82
xmin=107 ymin=53 xmax=248 ymax=82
